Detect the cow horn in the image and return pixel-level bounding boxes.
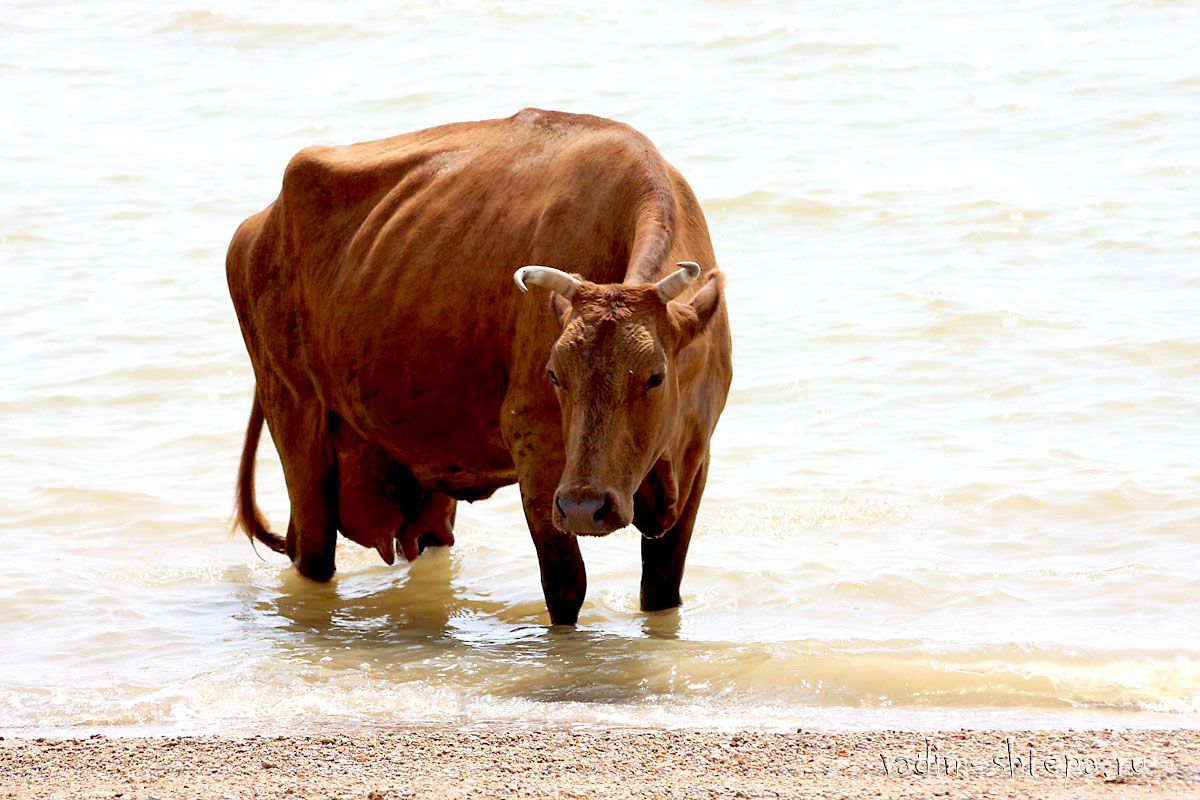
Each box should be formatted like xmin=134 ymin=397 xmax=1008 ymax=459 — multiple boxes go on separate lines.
xmin=655 ymin=261 xmax=701 ymax=302
xmin=513 ymin=266 xmax=580 ymax=299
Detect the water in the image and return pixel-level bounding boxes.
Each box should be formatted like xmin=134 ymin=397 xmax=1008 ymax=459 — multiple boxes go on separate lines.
xmin=2 ymin=0 xmax=1199 ymax=735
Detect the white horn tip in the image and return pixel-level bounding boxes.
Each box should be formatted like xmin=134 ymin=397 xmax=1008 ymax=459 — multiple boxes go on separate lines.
xmin=513 ymin=267 xmax=530 ymax=293
xmin=513 ymin=265 xmax=580 ymax=299
xmin=656 ymin=261 xmax=702 ymax=302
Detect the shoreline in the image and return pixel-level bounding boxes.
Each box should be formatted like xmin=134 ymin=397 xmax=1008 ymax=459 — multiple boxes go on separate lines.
xmin=3 ymin=728 xmax=1198 ymax=799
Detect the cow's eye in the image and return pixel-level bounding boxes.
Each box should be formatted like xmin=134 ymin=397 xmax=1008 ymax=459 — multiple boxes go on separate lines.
xmin=645 ymin=373 xmax=664 ymax=390
xmin=548 ymin=369 xmax=561 ymax=388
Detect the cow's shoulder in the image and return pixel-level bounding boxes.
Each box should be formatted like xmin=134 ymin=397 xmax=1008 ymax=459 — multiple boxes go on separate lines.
xmin=280 ymin=144 xmax=340 ymax=200
xmin=279 ymin=141 xmax=403 ymax=210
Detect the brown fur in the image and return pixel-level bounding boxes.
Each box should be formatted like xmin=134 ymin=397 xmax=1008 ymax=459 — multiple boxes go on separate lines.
xmin=227 ymin=109 xmax=732 ymax=623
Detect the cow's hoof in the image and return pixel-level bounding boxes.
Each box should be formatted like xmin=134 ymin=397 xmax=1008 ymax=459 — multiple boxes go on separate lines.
xmin=545 ymin=603 xmax=582 ymax=626
xmin=639 ymin=591 xmax=682 ymax=613
xmin=293 ymin=558 xmax=335 ymax=583
xmin=416 ymin=530 xmax=448 ymax=555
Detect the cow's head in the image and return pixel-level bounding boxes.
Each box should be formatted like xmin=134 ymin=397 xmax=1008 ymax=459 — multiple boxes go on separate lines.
xmin=514 ymin=262 xmax=724 ymax=535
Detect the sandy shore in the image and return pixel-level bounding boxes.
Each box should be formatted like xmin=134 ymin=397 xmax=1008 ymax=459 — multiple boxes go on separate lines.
xmin=2 ymin=728 xmax=1198 ymax=799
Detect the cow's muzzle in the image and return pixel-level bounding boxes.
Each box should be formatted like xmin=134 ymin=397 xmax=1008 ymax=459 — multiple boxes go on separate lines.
xmin=554 ymin=486 xmax=629 ymax=534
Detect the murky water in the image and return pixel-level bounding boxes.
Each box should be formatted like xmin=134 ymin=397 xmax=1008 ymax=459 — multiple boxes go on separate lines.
xmin=2 ymin=0 xmax=1198 ymax=735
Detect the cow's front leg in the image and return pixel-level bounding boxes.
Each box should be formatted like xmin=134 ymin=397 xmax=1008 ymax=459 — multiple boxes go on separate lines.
xmin=640 ymin=456 xmax=709 ymax=612
xmin=502 ymin=346 xmax=587 ymax=624
xmin=506 ymin=416 xmax=586 ymax=625
xmin=519 ymin=479 xmax=586 ymax=625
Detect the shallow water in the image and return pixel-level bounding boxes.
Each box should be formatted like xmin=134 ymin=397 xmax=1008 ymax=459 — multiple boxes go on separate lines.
xmin=2 ymin=0 xmax=1199 ymax=735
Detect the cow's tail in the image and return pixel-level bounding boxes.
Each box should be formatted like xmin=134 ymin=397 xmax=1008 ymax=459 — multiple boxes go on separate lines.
xmin=235 ymin=390 xmax=287 ymax=554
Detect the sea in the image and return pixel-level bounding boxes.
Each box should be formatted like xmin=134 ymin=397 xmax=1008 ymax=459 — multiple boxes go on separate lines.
xmin=2 ymin=0 xmax=1198 ymax=736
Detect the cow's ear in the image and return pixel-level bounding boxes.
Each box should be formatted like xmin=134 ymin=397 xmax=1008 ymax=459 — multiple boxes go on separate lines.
xmin=672 ymin=271 xmax=724 ymax=348
xmin=548 ymin=293 xmax=572 ymax=329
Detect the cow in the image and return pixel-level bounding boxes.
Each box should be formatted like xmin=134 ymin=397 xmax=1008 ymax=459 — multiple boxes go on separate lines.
xmin=226 ymin=108 xmax=732 ymax=625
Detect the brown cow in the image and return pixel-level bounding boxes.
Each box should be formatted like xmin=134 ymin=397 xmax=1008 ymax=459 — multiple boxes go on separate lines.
xmin=227 ymin=109 xmax=732 ymax=624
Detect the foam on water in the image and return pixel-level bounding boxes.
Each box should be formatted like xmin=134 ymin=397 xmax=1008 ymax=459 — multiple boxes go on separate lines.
xmin=2 ymin=0 xmax=1199 ymax=734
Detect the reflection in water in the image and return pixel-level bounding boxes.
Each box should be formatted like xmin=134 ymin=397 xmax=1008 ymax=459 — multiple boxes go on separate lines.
xmin=267 ymin=547 xmax=471 ymax=642
xmin=256 ymin=546 xmax=692 ymax=705
xmin=640 ymin=608 xmax=684 ymax=640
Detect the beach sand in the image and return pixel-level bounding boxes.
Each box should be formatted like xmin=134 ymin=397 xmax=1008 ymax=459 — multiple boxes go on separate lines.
xmin=2 ymin=728 xmax=1198 ymax=799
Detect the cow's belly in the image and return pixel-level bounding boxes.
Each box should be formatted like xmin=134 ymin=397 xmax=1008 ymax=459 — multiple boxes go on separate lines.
xmin=368 ymin=411 xmax=516 ymax=494
xmin=324 ymin=354 xmax=519 ymax=494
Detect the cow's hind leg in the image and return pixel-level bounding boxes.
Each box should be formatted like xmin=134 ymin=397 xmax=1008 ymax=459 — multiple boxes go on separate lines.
xmin=640 ymin=456 xmax=709 ymax=612
xmin=262 ymin=389 xmax=339 ymax=581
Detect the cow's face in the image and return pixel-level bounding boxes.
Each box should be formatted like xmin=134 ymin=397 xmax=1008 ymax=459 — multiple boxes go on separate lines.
xmin=516 ymin=264 xmax=724 ymax=534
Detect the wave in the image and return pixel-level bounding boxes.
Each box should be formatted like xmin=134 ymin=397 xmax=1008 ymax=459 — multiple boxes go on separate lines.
xmin=155 ymin=9 xmax=367 ymax=45
xmin=704 ymin=189 xmax=836 ymax=218
xmin=3 ymin=641 xmax=1197 ymax=735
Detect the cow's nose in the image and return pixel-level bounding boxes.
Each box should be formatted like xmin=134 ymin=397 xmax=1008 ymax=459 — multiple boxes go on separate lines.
xmin=555 ymin=490 xmax=616 ymax=534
